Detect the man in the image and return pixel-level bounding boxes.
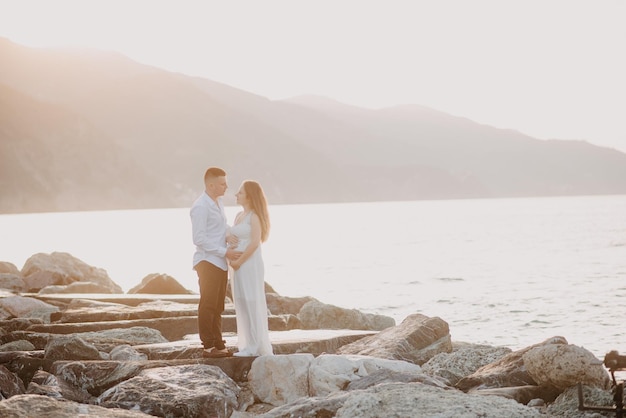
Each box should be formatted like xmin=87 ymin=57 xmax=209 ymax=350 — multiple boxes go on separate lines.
xmin=190 ymin=167 xmax=241 ymax=358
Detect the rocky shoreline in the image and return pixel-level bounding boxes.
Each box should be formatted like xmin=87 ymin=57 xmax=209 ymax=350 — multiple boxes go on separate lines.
xmin=0 ymin=252 xmax=619 ymax=417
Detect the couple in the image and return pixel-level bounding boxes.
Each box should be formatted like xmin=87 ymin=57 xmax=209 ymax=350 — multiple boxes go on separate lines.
xmin=190 ymin=167 xmax=274 ymax=358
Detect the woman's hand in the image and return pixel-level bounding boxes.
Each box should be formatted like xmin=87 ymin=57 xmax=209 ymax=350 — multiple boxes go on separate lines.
xmin=226 ymin=234 xmax=239 ymax=248
xmin=230 ymin=260 xmax=241 ymax=271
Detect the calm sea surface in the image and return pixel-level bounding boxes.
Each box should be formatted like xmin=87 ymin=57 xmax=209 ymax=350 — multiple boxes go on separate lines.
xmin=2 ymin=195 xmax=625 ymax=358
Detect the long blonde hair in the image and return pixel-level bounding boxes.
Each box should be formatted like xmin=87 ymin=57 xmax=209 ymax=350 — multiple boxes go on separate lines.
xmin=243 ymin=180 xmax=270 ymax=242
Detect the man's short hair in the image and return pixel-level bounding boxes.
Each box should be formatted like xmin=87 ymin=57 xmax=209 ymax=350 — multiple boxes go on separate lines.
xmin=204 ymin=167 xmax=226 ymax=182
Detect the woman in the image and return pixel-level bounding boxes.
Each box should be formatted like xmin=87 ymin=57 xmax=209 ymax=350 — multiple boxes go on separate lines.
xmin=228 ymin=180 xmax=274 ymax=357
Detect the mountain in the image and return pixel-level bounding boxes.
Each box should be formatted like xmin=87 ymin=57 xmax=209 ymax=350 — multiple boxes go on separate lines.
xmin=1 ymin=37 xmax=626 ymax=213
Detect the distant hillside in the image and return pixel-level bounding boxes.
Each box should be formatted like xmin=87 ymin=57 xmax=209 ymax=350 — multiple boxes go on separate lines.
xmin=1 ymin=37 xmax=626 ymax=213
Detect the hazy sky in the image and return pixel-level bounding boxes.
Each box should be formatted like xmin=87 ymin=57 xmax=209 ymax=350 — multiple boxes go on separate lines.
xmin=1 ymin=0 xmax=625 ymax=152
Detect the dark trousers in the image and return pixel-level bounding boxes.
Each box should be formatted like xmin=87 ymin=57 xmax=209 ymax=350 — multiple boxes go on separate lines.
xmin=195 ymin=261 xmax=228 ymax=350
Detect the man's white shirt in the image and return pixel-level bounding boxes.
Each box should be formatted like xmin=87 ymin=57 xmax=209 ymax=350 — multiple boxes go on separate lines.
xmin=190 ymin=192 xmax=228 ymax=271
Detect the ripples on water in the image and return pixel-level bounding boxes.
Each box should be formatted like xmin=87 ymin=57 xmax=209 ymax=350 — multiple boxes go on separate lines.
xmin=1 ymin=195 xmax=625 ymax=358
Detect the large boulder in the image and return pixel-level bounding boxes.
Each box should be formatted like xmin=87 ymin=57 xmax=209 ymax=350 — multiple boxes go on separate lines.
xmin=522 ymin=343 xmax=611 ymax=390
xmin=456 ymin=336 xmax=568 ymax=392
xmin=127 ymin=273 xmax=194 ymax=294
xmin=21 ymin=252 xmax=122 ymax=293
xmin=337 ymin=313 xmax=451 ymax=364
xmin=298 ymin=300 xmax=395 ymax=331
xmin=248 ymin=353 xmax=314 ymax=406
xmin=97 ymin=364 xmax=240 ymax=418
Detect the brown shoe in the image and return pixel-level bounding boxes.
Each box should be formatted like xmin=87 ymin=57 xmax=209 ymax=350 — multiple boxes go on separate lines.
xmin=202 ymin=347 xmax=232 ymax=358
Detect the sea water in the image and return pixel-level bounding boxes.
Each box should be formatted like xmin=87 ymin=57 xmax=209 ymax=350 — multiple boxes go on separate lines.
xmin=1 ymin=195 xmax=625 ymax=358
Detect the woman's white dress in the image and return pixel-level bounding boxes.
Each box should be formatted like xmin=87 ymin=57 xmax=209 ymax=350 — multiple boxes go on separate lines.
xmin=230 ymin=212 xmax=273 ymax=356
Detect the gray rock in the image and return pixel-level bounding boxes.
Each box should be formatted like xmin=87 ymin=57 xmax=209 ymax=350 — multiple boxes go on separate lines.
xmin=298 ymin=300 xmax=395 ymax=331
xmin=97 ymin=364 xmax=240 ymax=418
xmin=422 ymin=343 xmax=511 ymax=386
xmin=255 ymin=390 xmax=351 ymax=418
xmin=547 ymin=385 xmax=615 ymax=417
xmin=337 ymin=313 xmax=451 ymax=365
xmin=335 ymin=382 xmax=541 ymax=418
xmin=109 ymin=344 xmax=148 ymax=361
xmin=0 ymin=339 xmax=35 ymax=352
xmin=0 ymin=394 xmax=153 ymax=417
xmin=44 ymin=335 xmax=105 ymax=361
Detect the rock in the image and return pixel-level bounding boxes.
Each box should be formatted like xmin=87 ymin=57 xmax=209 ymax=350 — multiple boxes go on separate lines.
xmin=0 ymin=262 xmax=20 ymax=275
xmin=422 ymin=343 xmax=512 ymax=386
xmin=0 ymin=273 xmax=26 ymax=293
xmin=53 ymin=360 xmax=146 ymax=403
xmin=25 ymin=370 xmax=64 ymax=399
xmin=345 ymin=368 xmax=449 ymax=391
xmin=256 ymin=390 xmax=351 ymax=418
xmin=128 ymin=273 xmax=194 ymax=294
xmin=0 ymin=295 xmax=59 ymax=322
xmin=44 ymin=335 xmax=105 ymax=361
xmin=456 ymin=336 xmax=568 ymax=392
xmin=0 ymin=340 xmax=35 ymax=352
xmin=248 ymin=353 xmax=314 ymax=406
xmin=26 ymin=318 xmax=189 ymax=343
xmin=109 ymin=344 xmax=148 ymax=361
xmin=334 ymin=382 xmax=541 ymax=418
xmin=266 ymin=293 xmax=317 ymax=315
xmin=0 ymin=350 xmax=46 ymax=385
xmin=97 ymin=364 xmax=240 ymax=418
xmin=298 ymin=300 xmax=395 ymax=331
xmin=0 ymin=394 xmax=153 ymax=417
xmin=308 ymin=354 xmax=422 ymax=397
xmin=522 ymin=343 xmax=611 ymax=390
xmin=471 ymin=385 xmax=561 ymax=405
xmin=0 ymin=318 xmax=44 ymax=333
xmin=546 ymin=385 xmax=615 ymax=417
xmin=0 ymin=364 xmax=25 ymax=399
xmin=21 ymin=252 xmax=122 ymax=293
xmin=39 ymin=281 xmax=117 ymax=294
xmin=337 ymin=313 xmax=452 ymax=365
